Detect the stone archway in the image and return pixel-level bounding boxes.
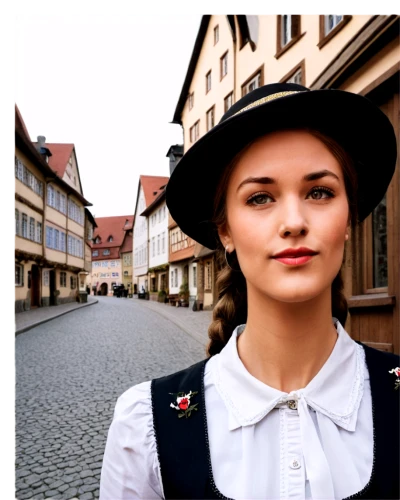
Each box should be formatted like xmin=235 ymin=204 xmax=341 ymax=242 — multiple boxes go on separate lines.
xmin=100 ymin=282 xmax=108 ymax=296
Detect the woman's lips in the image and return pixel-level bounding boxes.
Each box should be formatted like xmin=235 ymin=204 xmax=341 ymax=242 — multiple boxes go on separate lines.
xmin=273 ymin=255 xmax=316 ymax=266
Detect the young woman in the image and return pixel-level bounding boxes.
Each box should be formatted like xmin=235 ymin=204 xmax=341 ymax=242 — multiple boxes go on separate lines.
xmin=100 ymin=83 xmax=399 ymax=499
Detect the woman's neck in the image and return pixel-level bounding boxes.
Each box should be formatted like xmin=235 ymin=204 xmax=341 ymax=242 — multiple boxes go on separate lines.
xmin=237 ymin=286 xmax=338 ymax=393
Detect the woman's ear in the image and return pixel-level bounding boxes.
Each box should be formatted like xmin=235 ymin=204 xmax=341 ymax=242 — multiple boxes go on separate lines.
xmin=217 ymin=224 xmax=233 ymax=251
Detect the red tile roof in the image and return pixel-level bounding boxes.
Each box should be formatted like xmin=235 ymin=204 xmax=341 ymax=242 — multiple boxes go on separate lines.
xmin=140 ymin=175 xmax=169 ymax=207
xmin=45 ymin=143 xmax=74 ymax=177
xmin=92 ymin=215 xmax=134 ymax=259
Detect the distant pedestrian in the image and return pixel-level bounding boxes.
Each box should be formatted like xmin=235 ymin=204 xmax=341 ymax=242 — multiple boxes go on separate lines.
xmin=100 ymin=83 xmax=399 ymax=498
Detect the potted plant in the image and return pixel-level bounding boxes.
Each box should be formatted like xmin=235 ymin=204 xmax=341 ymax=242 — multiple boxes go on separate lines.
xmin=158 ymin=290 xmax=167 ymax=303
xmin=179 ymin=282 xmax=190 ymax=307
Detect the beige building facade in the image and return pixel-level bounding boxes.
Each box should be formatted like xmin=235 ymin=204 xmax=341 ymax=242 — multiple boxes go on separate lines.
xmin=90 ymin=215 xmax=134 ymax=296
xmin=15 ymin=107 xmax=94 ymax=312
xmin=172 ymin=15 xmax=400 ymax=353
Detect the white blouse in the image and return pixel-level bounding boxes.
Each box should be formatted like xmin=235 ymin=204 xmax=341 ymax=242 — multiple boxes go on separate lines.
xmin=100 ymin=320 xmax=373 ymax=500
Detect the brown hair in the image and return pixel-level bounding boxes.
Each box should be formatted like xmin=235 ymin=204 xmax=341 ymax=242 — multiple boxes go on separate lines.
xmin=207 ymin=128 xmax=358 ymax=357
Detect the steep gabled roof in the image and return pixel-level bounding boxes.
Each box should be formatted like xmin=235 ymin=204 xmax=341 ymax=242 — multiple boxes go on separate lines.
xmin=172 ymin=15 xmax=211 ymax=124
xmin=140 ymin=175 xmax=169 ymax=207
xmin=140 ymin=186 xmax=166 ymax=216
xmin=92 ymin=215 xmax=134 ymax=252
xmin=45 ymin=143 xmax=74 ymax=177
xmin=15 ymin=105 xmax=92 ymax=206
xmin=172 ymin=15 xmax=255 ymax=125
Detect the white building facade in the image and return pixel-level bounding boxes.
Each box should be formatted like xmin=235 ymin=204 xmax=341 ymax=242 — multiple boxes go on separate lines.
xmin=133 ymin=184 xmax=148 ymax=292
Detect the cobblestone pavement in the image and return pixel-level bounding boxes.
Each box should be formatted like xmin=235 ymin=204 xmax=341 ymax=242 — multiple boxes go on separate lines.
xmin=16 ymin=296 xmax=212 ymax=499
xmin=15 ymin=296 xmax=99 ymax=335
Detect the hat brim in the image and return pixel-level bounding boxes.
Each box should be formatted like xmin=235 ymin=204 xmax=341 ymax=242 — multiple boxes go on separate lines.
xmin=166 ymin=89 xmax=397 ymax=250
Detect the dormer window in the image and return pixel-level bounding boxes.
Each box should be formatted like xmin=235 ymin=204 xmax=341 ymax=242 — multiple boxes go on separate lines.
xmin=108 ymin=236 xmax=113 ymax=242
xmin=95 ymin=236 xmax=101 ymax=244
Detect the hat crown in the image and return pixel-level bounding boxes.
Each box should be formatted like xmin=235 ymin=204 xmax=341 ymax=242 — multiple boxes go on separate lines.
xmin=220 ymin=82 xmax=310 ymax=123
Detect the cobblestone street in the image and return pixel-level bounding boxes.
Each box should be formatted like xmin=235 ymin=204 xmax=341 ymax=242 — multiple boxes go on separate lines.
xmin=15 ymin=297 xmax=213 ymax=499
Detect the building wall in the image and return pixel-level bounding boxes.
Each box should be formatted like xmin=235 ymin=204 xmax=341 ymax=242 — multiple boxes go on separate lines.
xmin=121 ymin=252 xmax=133 ymax=289
xmin=181 ymin=15 xmax=378 ymax=146
xmin=183 ymin=15 xmax=234 ymax=153
xmin=62 ymin=151 xmax=82 ymax=192
xmin=46 ymin=203 xmax=67 ymax=229
xmin=92 ymin=259 xmax=122 ymax=295
xmin=169 ymin=263 xmax=184 ymax=295
xmin=133 ymin=186 xmax=149 ymax=283
xmin=148 ymin=200 xmax=169 ymax=269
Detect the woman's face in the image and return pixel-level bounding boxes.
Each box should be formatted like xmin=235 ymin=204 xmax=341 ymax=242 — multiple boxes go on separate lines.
xmin=220 ymin=129 xmax=350 ymax=304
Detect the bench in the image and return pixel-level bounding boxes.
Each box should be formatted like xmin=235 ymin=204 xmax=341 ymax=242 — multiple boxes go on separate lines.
xmin=168 ymin=294 xmax=179 ymax=306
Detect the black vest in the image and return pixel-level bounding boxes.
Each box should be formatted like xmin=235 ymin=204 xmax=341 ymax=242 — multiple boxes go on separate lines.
xmin=151 ymin=344 xmax=399 ymax=499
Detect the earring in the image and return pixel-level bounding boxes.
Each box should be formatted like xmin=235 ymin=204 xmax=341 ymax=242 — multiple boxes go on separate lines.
xmin=224 ymin=246 xmax=240 ymax=272
xmin=345 ymin=234 xmax=349 ymax=241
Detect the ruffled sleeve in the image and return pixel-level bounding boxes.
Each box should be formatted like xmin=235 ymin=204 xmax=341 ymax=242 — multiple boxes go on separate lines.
xmin=99 ymin=381 xmax=164 ymax=499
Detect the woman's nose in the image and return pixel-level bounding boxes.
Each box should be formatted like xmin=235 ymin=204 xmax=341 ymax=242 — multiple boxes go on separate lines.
xmin=278 ymin=199 xmax=309 ymax=238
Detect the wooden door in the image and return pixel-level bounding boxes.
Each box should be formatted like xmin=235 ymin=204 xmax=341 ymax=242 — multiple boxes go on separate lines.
xmin=348 ymin=74 xmax=399 ymax=354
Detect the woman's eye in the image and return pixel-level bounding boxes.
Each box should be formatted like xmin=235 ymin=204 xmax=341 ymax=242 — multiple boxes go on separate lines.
xmin=307 ymin=188 xmax=334 ymax=200
xmin=247 ymin=193 xmax=273 ymax=205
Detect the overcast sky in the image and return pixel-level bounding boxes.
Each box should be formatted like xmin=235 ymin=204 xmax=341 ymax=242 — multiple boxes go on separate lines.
xmin=15 ymin=6 xmax=202 ymax=218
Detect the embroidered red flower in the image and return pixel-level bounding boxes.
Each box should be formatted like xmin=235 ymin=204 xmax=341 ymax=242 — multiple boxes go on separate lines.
xmin=170 ymin=390 xmax=199 ymax=418
xmin=178 ymin=398 xmax=189 ymax=410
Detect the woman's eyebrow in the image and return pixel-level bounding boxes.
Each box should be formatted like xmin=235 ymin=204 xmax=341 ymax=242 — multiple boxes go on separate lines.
xmin=237 ymin=169 xmax=340 ymax=192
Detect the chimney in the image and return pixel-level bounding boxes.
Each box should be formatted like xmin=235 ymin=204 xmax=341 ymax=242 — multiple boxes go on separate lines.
xmin=166 ymin=144 xmax=184 ymax=176
xmin=37 ymin=136 xmax=46 ymax=149
xmin=36 ymin=136 xmax=52 ymax=163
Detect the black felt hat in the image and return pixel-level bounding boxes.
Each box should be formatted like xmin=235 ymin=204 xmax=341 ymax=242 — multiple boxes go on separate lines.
xmin=166 ymin=82 xmax=397 ymax=250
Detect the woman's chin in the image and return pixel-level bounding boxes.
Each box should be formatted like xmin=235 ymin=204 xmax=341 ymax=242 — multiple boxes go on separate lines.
xmin=254 ymin=278 xmax=332 ymax=305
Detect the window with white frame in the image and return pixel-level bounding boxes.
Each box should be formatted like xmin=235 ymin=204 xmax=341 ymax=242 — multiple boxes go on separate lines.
xmin=242 ymin=71 xmax=262 ymax=96
xmin=29 ymin=217 xmax=35 ymax=241
xmin=174 ymin=268 xmax=178 ymax=287
xmin=22 ymin=214 xmax=28 ymax=238
xmin=60 ymin=194 xmax=67 ymax=214
xmin=193 ymin=265 xmax=197 ymax=287
xmin=60 ymin=232 xmax=66 ymax=252
xmin=15 ymin=157 xmax=43 ymax=197
xmin=47 ymin=185 xmax=55 ymax=208
xmin=54 ymin=229 xmax=60 ymax=250
xmin=60 ymin=271 xmax=67 ymax=287
xmin=103 ymin=249 xmax=110 ymax=256
xmin=67 ymin=234 xmax=84 ymax=258
xmin=324 ymin=15 xmax=343 ymax=35
xmin=68 ymin=199 xmax=84 ymax=225
xmin=15 ymin=209 xmax=20 ymax=236
xmin=152 ymin=237 xmax=155 ymax=257
xmin=162 ymin=232 xmax=165 ymax=253
xmin=92 ymin=250 xmax=98 ymax=257
xmin=36 ymin=221 xmax=42 ymax=243
xmin=15 ymin=264 xmax=23 ymax=286
xmin=55 ymin=190 xmax=60 ymax=211
xmin=157 ymin=234 xmax=160 ymax=255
